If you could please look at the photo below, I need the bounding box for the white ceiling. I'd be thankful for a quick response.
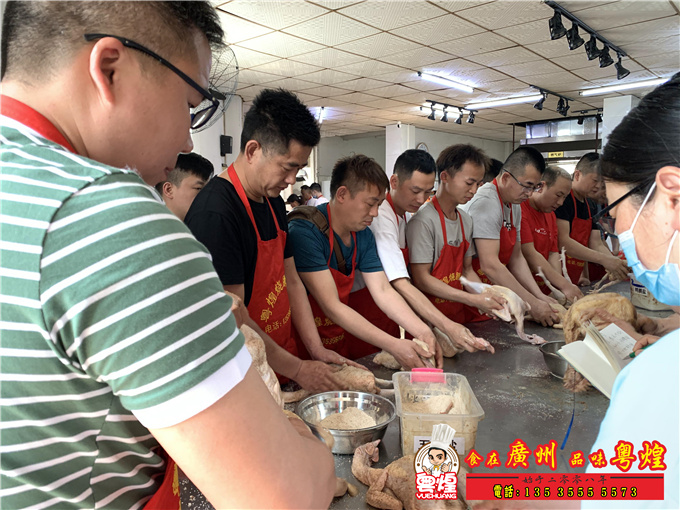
[213,0,680,142]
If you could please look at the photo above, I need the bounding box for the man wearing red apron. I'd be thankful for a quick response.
[186,89,346,391]
[289,155,438,369]
[462,147,560,327]
[520,166,583,302]
[555,153,629,285]
[408,145,503,344]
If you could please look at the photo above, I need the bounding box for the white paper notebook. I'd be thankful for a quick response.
[558,323,636,398]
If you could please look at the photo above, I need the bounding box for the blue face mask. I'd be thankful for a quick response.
[618,183,680,306]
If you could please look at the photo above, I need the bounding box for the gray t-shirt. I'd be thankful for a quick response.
[406,200,475,270]
[460,182,521,242]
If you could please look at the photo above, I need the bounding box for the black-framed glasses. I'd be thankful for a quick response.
[84,33,220,130]
[592,181,648,236]
[503,169,543,193]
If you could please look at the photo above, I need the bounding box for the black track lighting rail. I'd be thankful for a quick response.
[544,1,627,58]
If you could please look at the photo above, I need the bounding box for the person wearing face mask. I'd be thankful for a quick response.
[474,72,680,510]
[520,165,583,303]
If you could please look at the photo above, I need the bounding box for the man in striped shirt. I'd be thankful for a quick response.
[0,2,335,509]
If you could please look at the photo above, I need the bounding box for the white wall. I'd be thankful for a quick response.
[190,95,243,175]
[413,127,512,163]
[317,127,512,181]
[317,133,387,182]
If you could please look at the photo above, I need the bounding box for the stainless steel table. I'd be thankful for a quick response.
[180,282,671,509]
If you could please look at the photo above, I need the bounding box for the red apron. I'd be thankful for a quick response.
[521,202,557,295]
[295,206,358,359]
[421,196,472,324]
[342,193,406,358]
[565,191,592,284]
[229,165,297,369]
[0,97,180,510]
[473,179,517,284]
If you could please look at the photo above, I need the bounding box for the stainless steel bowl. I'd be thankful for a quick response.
[296,391,396,454]
[540,341,568,379]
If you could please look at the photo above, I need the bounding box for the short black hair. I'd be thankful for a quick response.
[171,152,214,185]
[2,1,224,81]
[240,88,320,155]
[286,194,301,205]
[310,182,322,192]
[393,149,436,180]
[503,146,546,177]
[542,165,572,188]
[428,447,448,460]
[436,144,490,181]
[485,158,503,183]
[300,185,310,191]
[330,155,388,199]
[575,152,600,176]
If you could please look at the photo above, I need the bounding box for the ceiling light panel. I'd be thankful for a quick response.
[579,77,669,96]
[220,0,327,30]
[418,72,474,93]
[237,32,324,58]
[337,0,447,31]
[217,11,274,44]
[289,48,368,68]
[281,12,380,46]
[432,32,515,58]
[455,0,551,31]
[390,14,485,46]
[380,47,453,68]
[335,33,421,59]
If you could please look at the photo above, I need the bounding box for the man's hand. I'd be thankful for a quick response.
[442,322,494,353]
[562,283,583,303]
[308,346,369,371]
[293,361,342,392]
[529,299,559,327]
[469,292,506,316]
[602,256,630,281]
[417,329,441,368]
[224,289,247,328]
[388,339,432,370]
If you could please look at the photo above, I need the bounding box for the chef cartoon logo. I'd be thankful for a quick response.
[414,424,460,500]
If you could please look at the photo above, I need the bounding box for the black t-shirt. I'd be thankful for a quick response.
[185,176,293,306]
[555,192,597,232]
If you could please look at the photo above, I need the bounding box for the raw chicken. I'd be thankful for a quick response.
[460,276,546,344]
[352,439,468,509]
[561,293,637,392]
[535,266,567,305]
[283,364,394,403]
[246,325,357,500]
[373,339,436,371]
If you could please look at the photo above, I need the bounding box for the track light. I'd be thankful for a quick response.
[599,46,614,68]
[467,94,543,109]
[615,56,630,80]
[455,109,463,125]
[441,107,448,123]
[566,23,585,50]
[596,114,602,123]
[585,35,601,60]
[556,99,570,117]
[577,116,584,125]
[317,106,325,124]
[427,105,436,120]
[467,111,475,124]
[549,11,567,40]
[556,98,565,114]
[534,93,547,110]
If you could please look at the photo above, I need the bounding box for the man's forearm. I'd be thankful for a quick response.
[480,258,538,304]
[411,268,477,306]
[246,315,302,379]
[391,278,455,332]
[369,281,432,339]
[287,271,327,357]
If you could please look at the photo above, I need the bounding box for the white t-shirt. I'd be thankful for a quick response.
[353,198,409,292]
[307,195,329,206]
